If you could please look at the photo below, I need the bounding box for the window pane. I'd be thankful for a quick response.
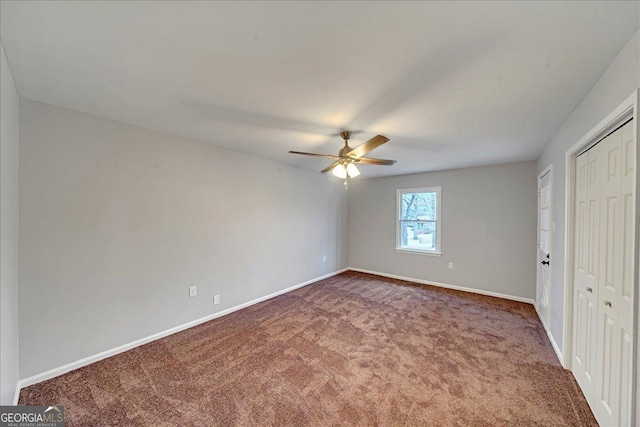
[400,221,437,251]
[401,192,437,220]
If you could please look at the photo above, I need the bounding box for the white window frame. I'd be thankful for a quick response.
[396,186,442,256]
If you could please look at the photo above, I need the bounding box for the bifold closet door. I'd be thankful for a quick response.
[617,120,635,427]
[572,120,635,427]
[572,144,599,402]
[593,121,635,426]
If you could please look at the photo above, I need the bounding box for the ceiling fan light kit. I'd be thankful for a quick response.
[332,163,348,179]
[331,162,360,179]
[289,130,396,186]
[346,162,360,177]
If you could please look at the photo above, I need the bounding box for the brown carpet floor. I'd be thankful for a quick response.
[19,271,596,426]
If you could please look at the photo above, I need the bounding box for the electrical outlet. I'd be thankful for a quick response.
[213,295,220,305]
[323,255,327,262]
[448,262,454,269]
[189,286,197,297]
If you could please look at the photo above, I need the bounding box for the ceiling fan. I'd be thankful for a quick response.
[289,131,397,180]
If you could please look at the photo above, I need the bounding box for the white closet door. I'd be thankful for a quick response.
[615,122,634,426]
[572,120,635,427]
[593,126,622,425]
[572,146,599,402]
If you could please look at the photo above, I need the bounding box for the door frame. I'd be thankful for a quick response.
[563,89,639,423]
[536,164,553,330]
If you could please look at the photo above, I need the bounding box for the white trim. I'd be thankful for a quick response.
[538,164,553,180]
[12,384,20,406]
[348,267,535,304]
[14,268,348,394]
[534,303,563,365]
[547,330,563,366]
[535,164,553,330]
[394,249,442,257]
[396,186,442,255]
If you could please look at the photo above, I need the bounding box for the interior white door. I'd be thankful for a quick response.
[592,121,635,426]
[618,119,635,427]
[537,171,551,327]
[593,127,621,425]
[572,120,635,426]
[572,146,599,402]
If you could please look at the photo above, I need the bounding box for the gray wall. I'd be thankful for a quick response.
[537,28,640,353]
[18,99,349,379]
[349,161,537,300]
[0,42,20,404]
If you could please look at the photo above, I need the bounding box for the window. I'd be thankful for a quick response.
[396,187,441,255]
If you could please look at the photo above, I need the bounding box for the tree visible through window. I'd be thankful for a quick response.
[397,187,441,254]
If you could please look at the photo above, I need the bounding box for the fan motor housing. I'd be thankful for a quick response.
[339,131,353,157]
[339,145,353,157]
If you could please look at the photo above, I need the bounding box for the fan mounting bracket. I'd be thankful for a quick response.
[340,130,352,142]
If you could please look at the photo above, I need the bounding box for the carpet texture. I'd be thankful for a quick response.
[19,272,596,426]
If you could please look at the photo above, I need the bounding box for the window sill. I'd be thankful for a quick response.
[395,249,442,257]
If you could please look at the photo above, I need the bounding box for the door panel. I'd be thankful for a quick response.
[622,194,632,300]
[584,297,595,384]
[619,122,635,331]
[597,313,616,418]
[618,122,635,426]
[619,328,632,426]
[573,150,598,398]
[603,195,618,292]
[593,127,621,426]
[593,123,634,426]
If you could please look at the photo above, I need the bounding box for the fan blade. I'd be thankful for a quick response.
[289,151,342,160]
[346,135,389,158]
[354,157,397,166]
[321,160,342,174]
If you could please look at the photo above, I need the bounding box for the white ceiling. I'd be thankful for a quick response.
[1,1,638,177]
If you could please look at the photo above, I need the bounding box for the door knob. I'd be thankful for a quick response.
[604,301,612,308]
[586,287,592,293]
[541,260,549,265]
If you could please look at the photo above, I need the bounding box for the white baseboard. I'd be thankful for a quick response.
[15,268,349,397]
[348,267,535,304]
[12,382,20,405]
[534,304,564,367]
[547,328,564,367]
